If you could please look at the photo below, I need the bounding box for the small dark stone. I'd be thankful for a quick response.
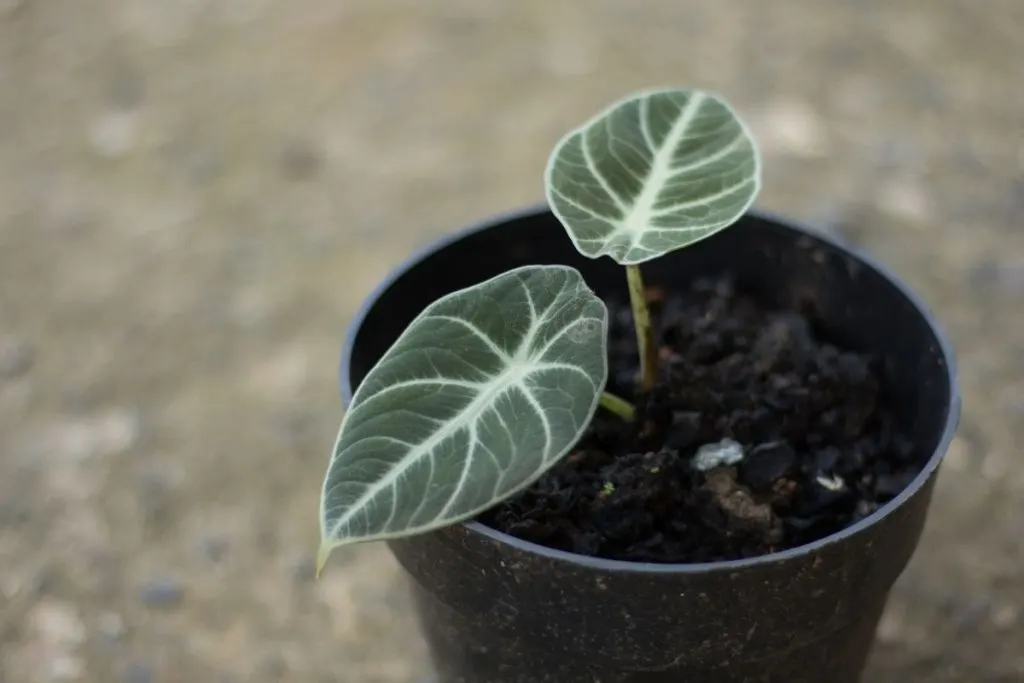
[782,515,834,538]
[836,439,871,475]
[198,536,229,563]
[614,369,638,391]
[123,662,156,683]
[795,476,853,516]
[613,304,635,329]
[874,471,916,499]
[690,331,725,363]
[836,352,871,385]
[139,577,184,608]
[810,447,842,474]
[891,434,917,462]
[664,411,701,451]
[739,441,798,491]
[852,499,879,522]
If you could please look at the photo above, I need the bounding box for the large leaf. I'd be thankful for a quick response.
[318,265,608,564]
[545,87,761,265]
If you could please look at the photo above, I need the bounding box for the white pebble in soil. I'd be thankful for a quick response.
[691,439,745,472]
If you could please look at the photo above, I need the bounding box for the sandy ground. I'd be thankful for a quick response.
[1,1,1022,681]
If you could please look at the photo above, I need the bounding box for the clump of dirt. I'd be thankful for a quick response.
[479,277,922,563]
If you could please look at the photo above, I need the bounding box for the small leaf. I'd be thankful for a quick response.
[319,265,608,558]
[545,87,761,265]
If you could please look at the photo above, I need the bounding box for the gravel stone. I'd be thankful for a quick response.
[139,577,185,608]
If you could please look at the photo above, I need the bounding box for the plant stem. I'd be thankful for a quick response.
[626,264,658,392]
[599,391,635,421]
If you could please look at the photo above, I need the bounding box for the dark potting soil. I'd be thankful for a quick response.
[478,276,923,564]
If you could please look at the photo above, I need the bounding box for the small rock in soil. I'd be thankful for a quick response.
[740,441,798,491]
[792,475,854,518]
[139,577,184,607]
[692,438,745,471]
[875,470,917,500]
[664,410,701,450]
[810,446,842,475]
[701,468,780,543]
[852,499,880,522]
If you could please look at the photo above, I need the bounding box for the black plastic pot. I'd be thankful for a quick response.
[340,206,961,683]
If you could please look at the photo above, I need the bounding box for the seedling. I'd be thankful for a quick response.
[318,87,761,573]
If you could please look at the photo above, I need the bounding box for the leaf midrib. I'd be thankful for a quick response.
[325,357,537,538]
[620,91,706,242]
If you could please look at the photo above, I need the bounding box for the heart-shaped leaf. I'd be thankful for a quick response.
[318,265,608,565]
[545,87,761,265]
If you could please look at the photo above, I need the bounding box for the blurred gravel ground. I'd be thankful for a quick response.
[0,1,1022,681]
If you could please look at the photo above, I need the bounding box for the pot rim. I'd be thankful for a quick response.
[339,203,962,574]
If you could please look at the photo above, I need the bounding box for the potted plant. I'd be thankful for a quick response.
[317,88,961,683]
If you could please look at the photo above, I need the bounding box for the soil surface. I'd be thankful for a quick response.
[1,1,1022,682]
[483,278,921,563]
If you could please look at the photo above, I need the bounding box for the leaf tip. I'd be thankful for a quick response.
[316,541,332,579]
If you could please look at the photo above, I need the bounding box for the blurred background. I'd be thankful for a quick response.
[1,0,1022,681]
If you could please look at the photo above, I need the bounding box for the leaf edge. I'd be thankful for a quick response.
[317,264,610,570]
[543,86,764,266]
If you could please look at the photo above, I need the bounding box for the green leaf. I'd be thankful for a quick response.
[318,265,608,562]
[545,87,761,265]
